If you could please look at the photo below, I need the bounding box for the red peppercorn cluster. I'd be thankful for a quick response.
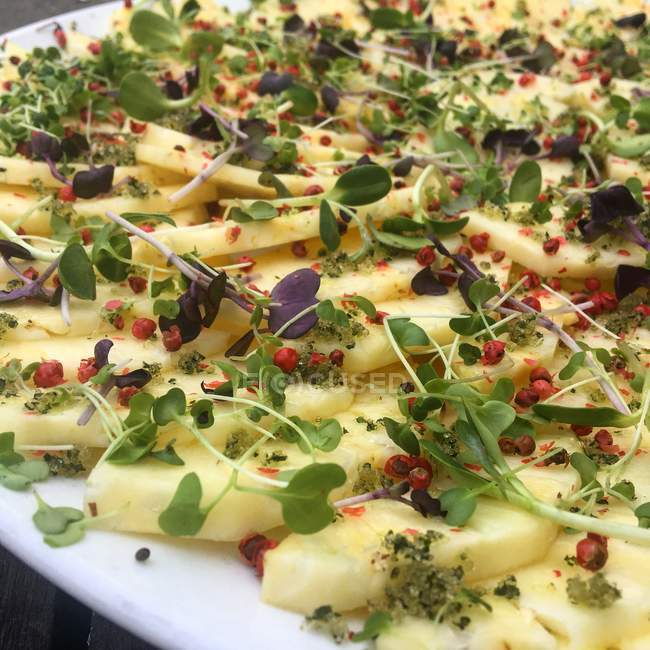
[238,533,278,576]
[481,340,506,366]
[34,360,65,388]
[576,533,608,571]
[514,367,556,408]
[384,455,433,490]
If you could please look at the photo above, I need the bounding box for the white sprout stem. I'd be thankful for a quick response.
[0,220,59,261]
[198,103,249,140]
[18,444,75,451]
[188,421,288,488]
[169,135,240,204]
[489,276,527,310]
[383,316,426,393]
[445,333,461,379]
[202,394,316,458]
[608,380,650,480]
[411,163,436,217]
[542,374,607,403]
[11,194,53,230]
[60,288,71,327]
[273,303,319,337]
[541,282,619,341]
[104,210,203,284]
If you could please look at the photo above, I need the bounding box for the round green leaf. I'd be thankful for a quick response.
[119,72,171,121]
[509,160,542,203]
[129,10,182,51]
[58,243,96,300]
[328,165,392,206]
[283,85,318,116]
[319,200,341,252]
[153,387,187,425]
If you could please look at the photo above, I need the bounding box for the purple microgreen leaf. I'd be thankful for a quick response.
[614,264,650,300]
[225,329,256,358]
[393,156,414,177]
[614,12,646,28]
[114,369,152,389]
[411,267,449,296]
[320,85,340,113]
[549,135,581,160]
[258,71,294,96]
[72,165,115,199]
[164,80,184,100]
[590,185,644,223]
[93,339,114,368]
[0,240,34,261]
[482,129,540,155]
[283,14,305,32]
[30,132,62,162]
[268,269,320,339]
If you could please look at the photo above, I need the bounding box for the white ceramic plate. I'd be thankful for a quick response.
[1,4,334,649]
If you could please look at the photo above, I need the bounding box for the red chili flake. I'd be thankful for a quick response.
[543,135,554,149]
[226,226,241,244]
[552,569,562,578]
[617,249,631,256]
[237,255,255,271]
[87,42,102,55]
[518,227,534,237]
[342,506,366,516]
[80,228,93,245]
[463,463,482,472]
[257,467,280,475]
[34,361,65,388]
[58,185,77,202]
[524,358,539,367]
[577,71,592,82]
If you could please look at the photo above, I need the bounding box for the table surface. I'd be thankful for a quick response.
[1,1,155,648]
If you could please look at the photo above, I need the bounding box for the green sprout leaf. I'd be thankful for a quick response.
[439,487,477,526]
[229,201,278,223]
[459,342,481,366]
[153,298,181,319]
[319,200,340,252]
[635,502,650,528]
[159,472,207,536]
[388,317,429,348]
[468,277,500,309]
[570,452,598,489]
[351,611,392,642]
[433,129,478,165]
[369,7,414,29]
[153,387,187,425]
[533,404,639,428]
[426,216,469,235]
[347,295,376,318]
[129,10,182,51]
[151,440,185,466]
[119,72,177,121]
[283,85,318,116]
[266,463,346,534]
[383,417,420,455]
[558,351,587,380]
[328,166,392,206]
[58,243,97,300]
[509,160,542,203]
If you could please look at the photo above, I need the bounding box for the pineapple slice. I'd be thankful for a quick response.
[262,498,557,613]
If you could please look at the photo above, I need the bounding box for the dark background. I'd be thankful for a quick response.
[2,5,156,649]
